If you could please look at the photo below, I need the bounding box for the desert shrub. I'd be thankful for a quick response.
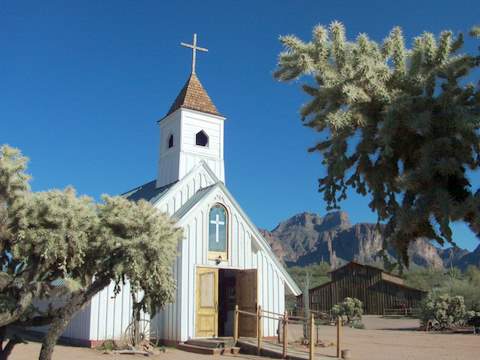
[405,266,480,313]
[350,321,365,329]
[96,340,119,352]
[404,268,446,292]
[331,297,363,325]
[419,293,468,329]
[440,278,480,312]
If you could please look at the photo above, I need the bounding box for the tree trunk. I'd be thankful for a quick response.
[0,327,23,360]
[38,278,109,360]
[0,291,34,328]
[38,311,74,360]
[131,293,140,347]
[0,338,21,360]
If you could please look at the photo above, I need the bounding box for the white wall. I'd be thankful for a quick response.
[179,110,225,183]
[31,298,91,341]
[89,281,150,341]
[31,281,151,343]
[44,164,289,344]
[157,108,225,188]
[157,111,182,187]
[157,164,216,216]
[153,185,287,342]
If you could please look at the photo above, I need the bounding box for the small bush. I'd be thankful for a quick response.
[420,293,468,330]
[96,340,119,352]
[350,320,365,329]
[331,297,363,325]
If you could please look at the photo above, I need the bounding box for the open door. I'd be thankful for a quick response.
[196,267,219,337]
[236,269,257,337]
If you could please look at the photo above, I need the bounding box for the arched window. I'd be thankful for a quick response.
[168,134,174,149]
[196,130,209,147]
[208,204,227,259]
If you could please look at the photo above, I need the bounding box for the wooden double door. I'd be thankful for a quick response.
[195,267,257,338]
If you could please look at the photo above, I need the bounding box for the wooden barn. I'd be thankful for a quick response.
[300,261,426,315]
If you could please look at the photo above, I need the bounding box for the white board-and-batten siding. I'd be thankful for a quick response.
[88,281,149,341]
[157,109,225,188]
[152,181,287,342]
[32,298,91,341]
[46,163,294,344]
[32,281,149,343]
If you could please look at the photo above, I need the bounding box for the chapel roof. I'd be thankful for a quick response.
[164,73,221,118]
[122,180,175,203]
[120,160,301,296]
[173,184,217,220]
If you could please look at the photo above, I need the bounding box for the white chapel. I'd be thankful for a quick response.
[55,34,300,346]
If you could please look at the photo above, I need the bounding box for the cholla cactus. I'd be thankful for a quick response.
[275,22,480,265]
[331,297,363,324]
[0,145,182,360]
[420,294,467,329]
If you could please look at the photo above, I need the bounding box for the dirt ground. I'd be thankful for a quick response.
[9,343,260,360]
[9,316,480,360]
[286,315,480,360]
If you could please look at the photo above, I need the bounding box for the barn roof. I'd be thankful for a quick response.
[308,260,427,294]
[304,277,426,299]
[330,261,403,281]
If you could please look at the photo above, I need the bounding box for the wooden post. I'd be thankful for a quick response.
[234,305,239,344]
[257,305,262,355]
[336,316,342,358]
[309,312,315,360]
[282,311,288,359]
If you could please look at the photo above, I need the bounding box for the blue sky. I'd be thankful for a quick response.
[1,1,479,251]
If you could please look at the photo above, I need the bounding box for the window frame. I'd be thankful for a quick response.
[167,133,174,149]
[207,203,228,261]
[195,130,209,147]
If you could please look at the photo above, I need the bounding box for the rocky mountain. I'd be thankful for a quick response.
[438,247,470,268]
[260,211,479,269]
[454,245,480,270]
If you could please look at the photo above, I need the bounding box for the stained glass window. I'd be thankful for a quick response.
[208,204,227,254]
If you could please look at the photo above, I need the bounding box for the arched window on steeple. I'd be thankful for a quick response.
[196,130,209,147]
[168,134,174,149]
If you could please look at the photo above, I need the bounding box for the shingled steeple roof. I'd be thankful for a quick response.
[165,73,221,118]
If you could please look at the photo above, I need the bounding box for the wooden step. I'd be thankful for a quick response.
[177,342,241,356]
[177,342,223,355]
[185,339,225,348]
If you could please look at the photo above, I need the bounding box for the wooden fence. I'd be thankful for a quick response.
[233,305,344,359]
[383,307,419,317]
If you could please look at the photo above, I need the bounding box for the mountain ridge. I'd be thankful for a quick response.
[260,211,479,270]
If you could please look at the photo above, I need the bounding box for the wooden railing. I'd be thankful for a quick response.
[233,305,343,359]
[383,307,418,317]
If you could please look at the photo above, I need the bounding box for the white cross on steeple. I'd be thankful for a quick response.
[181,33,208,74]
[210,214,225,243]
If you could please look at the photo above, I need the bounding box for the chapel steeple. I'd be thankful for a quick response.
[156,34,225,188]
[165,72,220,117]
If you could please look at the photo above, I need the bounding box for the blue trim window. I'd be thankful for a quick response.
[208,204,227,255]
